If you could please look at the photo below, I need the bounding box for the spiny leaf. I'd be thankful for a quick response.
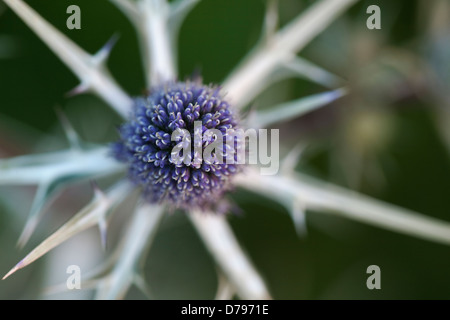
[17,179,64,248]
[0,147,124,186]
[280,144,304,175]
[132,272,152,299]
[0,150,74,184]
[54,107,82,150]
[65,81,90,97]
[224,0,358,109]
[291,198,307,237]
[283,56,345,88]
[3,0,132,117]
[91,33,120,67]
[248,88,347,128]
[236,168,450,246]
[94,202,165,300]
[2,181,131,280]
[0,147,124,246]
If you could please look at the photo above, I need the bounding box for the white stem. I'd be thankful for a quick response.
[189,212,271,300]
[112,0,199,87]
[3,0,133,118]
[95,202,165,299]
[236,168,450,246]
[223,0,358,109]
[138,0,176,86]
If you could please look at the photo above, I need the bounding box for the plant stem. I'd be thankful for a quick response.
[189,212,271,300]
[138,0,176,86]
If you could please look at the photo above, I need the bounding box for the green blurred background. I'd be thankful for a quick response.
[0,0,450,299]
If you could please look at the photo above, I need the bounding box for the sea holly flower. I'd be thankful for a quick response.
[1,0,450,300]
[111,81,241,210]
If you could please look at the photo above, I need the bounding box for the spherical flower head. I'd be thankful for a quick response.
[111,81,242,211]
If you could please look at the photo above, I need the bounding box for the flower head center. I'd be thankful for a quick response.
[111,81,241,210]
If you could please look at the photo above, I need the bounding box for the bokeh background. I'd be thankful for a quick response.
[0,0,450,299]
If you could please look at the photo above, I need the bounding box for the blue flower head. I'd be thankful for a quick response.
[111,81,241,210]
